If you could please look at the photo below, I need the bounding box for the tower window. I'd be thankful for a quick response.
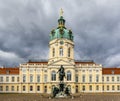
[68,48,70,57]
[53,48,55,57]
[59,47,63,56]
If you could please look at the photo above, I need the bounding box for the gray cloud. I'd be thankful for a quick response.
[0,0,120,67]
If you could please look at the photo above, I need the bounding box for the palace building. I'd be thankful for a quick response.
[0,10,120,94]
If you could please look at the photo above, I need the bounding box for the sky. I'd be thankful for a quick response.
[0,0,120,67]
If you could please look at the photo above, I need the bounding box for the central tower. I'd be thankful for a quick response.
[48,9,74,64]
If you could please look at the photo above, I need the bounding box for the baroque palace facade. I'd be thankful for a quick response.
[0,11,120,94]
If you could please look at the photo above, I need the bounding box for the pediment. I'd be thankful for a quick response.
[48,59,74,66]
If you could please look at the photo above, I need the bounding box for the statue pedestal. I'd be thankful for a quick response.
[56,91,67,98]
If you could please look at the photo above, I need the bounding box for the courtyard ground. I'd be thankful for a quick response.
[0,93,120,101]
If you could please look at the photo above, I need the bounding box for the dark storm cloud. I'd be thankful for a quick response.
[0,0,120,67]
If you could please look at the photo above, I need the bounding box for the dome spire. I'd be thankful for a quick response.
[58,8,65,28]
[60,8,64,17]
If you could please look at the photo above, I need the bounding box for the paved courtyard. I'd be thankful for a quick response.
[0,93,120,101]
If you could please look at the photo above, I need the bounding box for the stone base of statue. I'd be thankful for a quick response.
[55,91,67,98]
[52,82,71,98]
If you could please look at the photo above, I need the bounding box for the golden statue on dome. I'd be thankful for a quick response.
[60,8,64,16]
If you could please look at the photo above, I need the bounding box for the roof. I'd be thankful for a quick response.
[102,68,120,75]
[0,67,19,75]
[75,60,96,64]
[28,60,48,64]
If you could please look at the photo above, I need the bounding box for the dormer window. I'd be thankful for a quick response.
[6,70,10,75]
[112,70,114,74]
[59,47,63,56]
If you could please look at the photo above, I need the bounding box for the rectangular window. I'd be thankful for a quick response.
[0,77,3,82]
[11,86,14,91]
[107,77,109,82]
[12,77,15,82]
[23,74,26,82]
[82,75,85,82]
[22,68,26,73]
[37,75,40,82]
[6,77,9,82]
[89,75,92,82]
[0,86,3,91]
[112,85,114,90]
[30,75,33,82]
[36,69,40,73]
[6,86,9,91]
[30,69,34,73]
[117,77,120,82]
[102,77,104,82]
[112,77,114,82]
[89,85,92,91]
[17,77,19,82]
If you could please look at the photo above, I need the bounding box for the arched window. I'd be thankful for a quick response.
[107,85,109,91]
[67,71,71,81]
[51,71,56,81]
[59,47,63,56]
[37,86,40,91]
[68,48,70,57]
[53,48,55,57]
[23,86,25,91]
[44,86,47,93]
[76,85,78,93]
[82,85,85,91]
[68,85,71,92]
[30,86,33,91]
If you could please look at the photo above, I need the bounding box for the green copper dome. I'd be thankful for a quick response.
[50,16,74,41]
